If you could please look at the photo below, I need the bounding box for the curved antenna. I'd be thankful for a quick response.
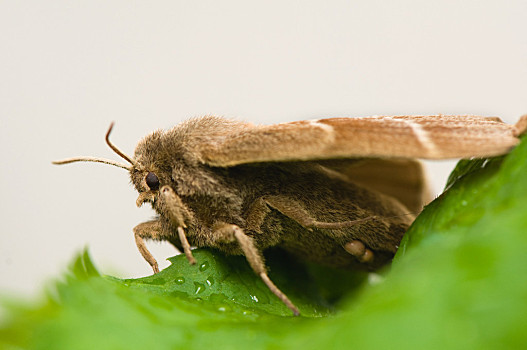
[52,157,131,170]
[52,122,136,170]
[105,122,137,166]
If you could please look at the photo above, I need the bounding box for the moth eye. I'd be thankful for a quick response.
[145,172,160,190]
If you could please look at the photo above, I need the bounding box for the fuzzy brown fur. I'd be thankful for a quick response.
[130,117,416,271]
[55,114,527,315]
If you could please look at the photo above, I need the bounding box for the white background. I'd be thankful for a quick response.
[1,1,526,297]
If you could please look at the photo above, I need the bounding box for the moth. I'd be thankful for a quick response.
[54,114,527,315]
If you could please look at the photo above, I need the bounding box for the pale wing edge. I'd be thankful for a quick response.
[200,115,523,167]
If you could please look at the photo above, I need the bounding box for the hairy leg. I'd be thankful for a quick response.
[133,219,195,274]
[263,195,376,263]
[133,220,163,273]
[212,223,300,316]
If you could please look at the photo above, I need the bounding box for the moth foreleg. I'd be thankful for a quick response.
[177,226,196,265]
[159,185,194,228]
[134,220,196,273]
[133,220,163,273]
[158,186,196,265]
[263,195,376,263]
[212,223,300,316]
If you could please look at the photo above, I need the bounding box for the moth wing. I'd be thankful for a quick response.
[318,158,432,213]
[199,115,523,166]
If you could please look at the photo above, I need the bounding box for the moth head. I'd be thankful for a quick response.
[52,123,166,208]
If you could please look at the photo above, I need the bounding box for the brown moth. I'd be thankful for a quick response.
[53,114,527,315]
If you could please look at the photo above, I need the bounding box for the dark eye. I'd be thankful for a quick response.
[145,172,160,190]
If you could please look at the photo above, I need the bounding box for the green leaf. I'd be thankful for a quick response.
[2,136,527,350]
[293,135,527,350]
[0,248,341,350]
[110,248,332,317]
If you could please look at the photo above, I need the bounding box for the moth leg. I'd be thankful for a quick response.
[212,223,300,316]
[158,186,196,265]
[264,195,376,229]
[263,195,376,263]
[177,226,197,265]
[133,220,163,273]
[245,197,271,232]
[158,186,194,229]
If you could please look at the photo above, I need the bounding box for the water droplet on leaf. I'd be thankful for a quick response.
[199,261,210,272]
[194,282,206,294]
